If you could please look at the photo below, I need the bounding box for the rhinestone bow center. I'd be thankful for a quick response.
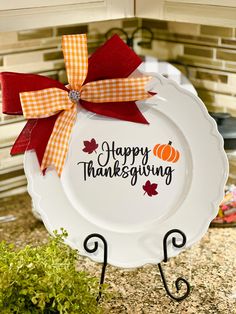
[69,90,80,103]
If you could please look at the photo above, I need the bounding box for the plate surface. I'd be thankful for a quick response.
[24,70,228,268]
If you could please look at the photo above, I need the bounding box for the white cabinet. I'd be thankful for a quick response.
[1,0,236,34]
[136,0,236,27]
[0,0,134,31]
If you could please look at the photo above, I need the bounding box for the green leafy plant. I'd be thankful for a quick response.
[0,229,104,314]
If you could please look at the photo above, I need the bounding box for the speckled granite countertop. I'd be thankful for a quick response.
[1,193,236,314]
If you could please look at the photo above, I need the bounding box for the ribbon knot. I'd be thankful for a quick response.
[69,90,80,103]
[3,34,153,176]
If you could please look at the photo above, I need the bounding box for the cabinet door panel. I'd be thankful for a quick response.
[0,0,103,11]
[136,0,236,27]
[167,0,236,6]
[0,0,134,31]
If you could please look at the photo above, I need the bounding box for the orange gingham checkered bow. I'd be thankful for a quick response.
[19,34,152,176]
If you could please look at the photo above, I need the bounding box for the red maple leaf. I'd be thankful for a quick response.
[82,138,98,154]
[143,180,158,197]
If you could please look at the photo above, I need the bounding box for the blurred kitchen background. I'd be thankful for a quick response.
[1,11,236,199]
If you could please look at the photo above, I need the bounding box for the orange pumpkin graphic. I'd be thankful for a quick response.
[153,141,180,163]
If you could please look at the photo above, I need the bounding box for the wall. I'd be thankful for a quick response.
[140,19,236,116]
[0,18,236,197]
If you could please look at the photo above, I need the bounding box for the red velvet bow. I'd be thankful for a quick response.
[0,35,148,167]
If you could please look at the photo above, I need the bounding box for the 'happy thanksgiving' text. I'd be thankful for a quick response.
[77,141,174,186]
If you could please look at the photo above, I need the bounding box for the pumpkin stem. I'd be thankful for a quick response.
[168,141,172,146]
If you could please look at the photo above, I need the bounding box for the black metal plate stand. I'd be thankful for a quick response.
[84,234,108,302]
[83,229,190,302]
[157,229,191,301]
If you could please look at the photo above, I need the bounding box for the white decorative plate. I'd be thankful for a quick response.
[24,65,228,268]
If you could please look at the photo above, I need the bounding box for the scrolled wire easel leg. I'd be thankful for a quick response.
[83,233,108,302]
[158,229,191,301]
